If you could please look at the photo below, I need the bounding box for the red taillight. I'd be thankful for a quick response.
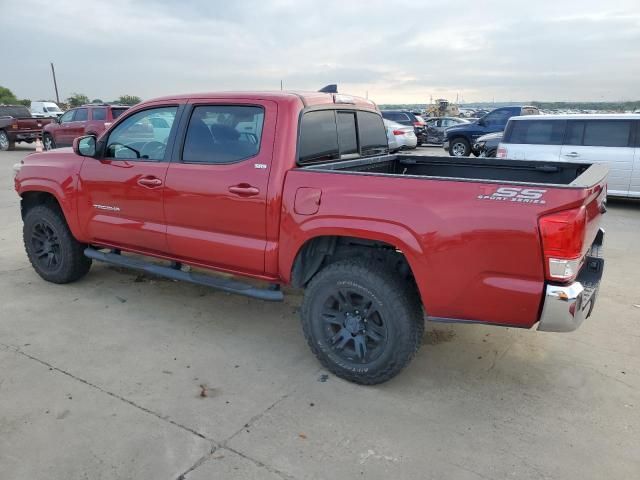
[496,147,507,158]
[393,130,406,135]
[539,206,587,282]
[11,120,18,129]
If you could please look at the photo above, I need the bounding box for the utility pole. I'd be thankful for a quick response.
[280,80,283,91]
[50,62,60,103]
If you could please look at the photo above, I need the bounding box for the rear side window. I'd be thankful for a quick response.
[111,108,128,119]
[74,108,88,121]
[336,112,358,156]
[508,120,565,145]
[382,112,410,123]
[565,121,585,145]
[91,108,107,121]
[583,120,631,147]
[358,111,388,156]
[182,105,264,164]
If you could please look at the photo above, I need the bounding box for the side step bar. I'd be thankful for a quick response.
[84,248,284,302]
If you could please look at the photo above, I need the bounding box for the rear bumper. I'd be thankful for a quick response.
[9,131,41,142]
[537,229,605,332]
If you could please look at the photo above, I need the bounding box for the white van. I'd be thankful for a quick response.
[497,114,640,197]
[30,101,64,118]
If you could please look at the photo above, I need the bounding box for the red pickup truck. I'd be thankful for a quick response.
[14,91,607,384]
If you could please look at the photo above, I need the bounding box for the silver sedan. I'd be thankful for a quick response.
[384,119,417,151]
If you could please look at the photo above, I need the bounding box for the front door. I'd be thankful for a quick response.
[76,105,180,253]
[54,109,77,146]
[560,119,634,197]
[163,100,276,275]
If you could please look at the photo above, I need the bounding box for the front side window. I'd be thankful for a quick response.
[509,120,565,145]
[59,110,74,123]
[105,106,177,161]
[92,108,107,121]
[182,105,264,164]
[74,108,88,122]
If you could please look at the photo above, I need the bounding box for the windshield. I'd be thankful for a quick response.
[45,106,62,112]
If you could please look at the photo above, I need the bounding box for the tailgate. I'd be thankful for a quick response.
[15,117,45,130]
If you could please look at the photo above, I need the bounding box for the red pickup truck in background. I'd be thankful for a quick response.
[42,104,129,151]
[13,91,607,384]
[0,105,54,151]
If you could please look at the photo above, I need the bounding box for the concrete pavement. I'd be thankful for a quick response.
[1,145,638,479]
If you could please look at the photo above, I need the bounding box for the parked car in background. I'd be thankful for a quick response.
[384,119,417,151]
[498,114,640,197]
[381,110,427,145]
[31,101,64,119]
[424,117,469,144]
[42,104,129,150]
[0,105,54,151]
[472,132,503,157]
[444,106,539,157]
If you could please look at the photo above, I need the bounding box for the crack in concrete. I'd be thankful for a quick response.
[1,343,210,440]
[175,443,218,480]
[1,343,303,480]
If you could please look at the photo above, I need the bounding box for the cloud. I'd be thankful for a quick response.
[2,0,639,103]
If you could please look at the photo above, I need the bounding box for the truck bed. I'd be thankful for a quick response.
[300,154,606,188]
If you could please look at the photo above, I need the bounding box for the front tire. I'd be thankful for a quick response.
[43,133,56,151]
[449,138,470,157]
[301,259,424,385]
[23,204,92,283]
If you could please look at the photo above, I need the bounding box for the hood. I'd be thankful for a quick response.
[476,132,503,142]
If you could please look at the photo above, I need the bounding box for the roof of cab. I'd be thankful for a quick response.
[143,91,378,110]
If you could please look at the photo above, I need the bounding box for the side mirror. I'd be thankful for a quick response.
[73,135,97,157]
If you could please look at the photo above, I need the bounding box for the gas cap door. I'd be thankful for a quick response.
[294,187,322,215]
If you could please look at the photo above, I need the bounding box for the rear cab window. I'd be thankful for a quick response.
[298,109,388,164]
[110,108,128,120]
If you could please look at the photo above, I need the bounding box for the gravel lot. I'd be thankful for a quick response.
[1,145,639,480]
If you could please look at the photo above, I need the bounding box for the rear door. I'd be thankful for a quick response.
[163,100,276,275]
[560,119,634,196]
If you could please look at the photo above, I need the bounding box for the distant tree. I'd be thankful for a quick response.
[0,86,30,106]
[91,98,104,104]
[17,99,31,107]
[117,95,141,106]
[67,93,90,107]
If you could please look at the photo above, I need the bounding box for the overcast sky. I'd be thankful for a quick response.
[2,0,639,104]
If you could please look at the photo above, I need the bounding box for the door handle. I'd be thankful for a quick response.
[137,176,163,188]
[228,184,260,196]
[564,152,579,158]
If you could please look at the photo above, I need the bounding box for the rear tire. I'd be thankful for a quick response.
[23,204,92,283]
[43,133,55,151]
[449,138,470,157]
[301,259,424,385]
